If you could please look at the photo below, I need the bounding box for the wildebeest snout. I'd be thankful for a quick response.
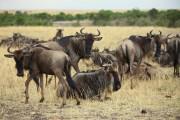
[17,72,24,77]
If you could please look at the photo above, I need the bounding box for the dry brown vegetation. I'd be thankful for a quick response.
[0,26,180,120]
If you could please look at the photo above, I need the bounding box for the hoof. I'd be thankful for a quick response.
[141,109,147,114]
[60,103,66,108]
[39,98,44,103]
[76,101,80,105]
[99,99,104,102]
[105,97,112,100]
[25,100,28,104]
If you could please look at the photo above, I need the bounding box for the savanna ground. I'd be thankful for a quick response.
[0,26,180,120]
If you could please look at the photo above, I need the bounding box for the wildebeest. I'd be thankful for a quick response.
[90,49,118,67]
[116,36,155,74]
[4,45,81,107]
[166,35,180,77]
[115,36,155,88]
[12,33,42,47]
[39,28,102,72]
[57,64,121,101]
[149,30,173,57]
[0,37,13,47]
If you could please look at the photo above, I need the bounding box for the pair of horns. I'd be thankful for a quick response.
[80,28,101,36]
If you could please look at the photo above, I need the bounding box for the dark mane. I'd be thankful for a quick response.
[56,35,76,47]
[130,36,152,54]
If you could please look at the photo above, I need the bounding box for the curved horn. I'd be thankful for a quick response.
[94,29,101,36]
[80,27,85,34]
[159,31,162,35]
[7,44,14,54]
[167,33,172,38]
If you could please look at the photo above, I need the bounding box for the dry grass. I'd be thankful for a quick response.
[0,26,180,120]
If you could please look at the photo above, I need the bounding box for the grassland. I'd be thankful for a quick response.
[0,26,180,120]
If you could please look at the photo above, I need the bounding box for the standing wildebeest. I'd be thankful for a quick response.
[57,64,121,101]
[39,28,102,72]
[166,35,180,77]
[4,46,80,107]
[115,36,155,88]
[148,30,173,57]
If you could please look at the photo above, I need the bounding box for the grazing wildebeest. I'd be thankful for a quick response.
[52,29,64,41]
[57,64,121,101]
[39,28,102,72]
[0,37,13,47]
[12,33,42,47]
[4,46,80,107]
[115,36,155,88]
[166,35,180,77]
[90,49,118,67]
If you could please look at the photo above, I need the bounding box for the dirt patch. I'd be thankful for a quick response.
[0,98,179,120]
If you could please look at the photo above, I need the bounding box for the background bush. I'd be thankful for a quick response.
[0,9,179,27]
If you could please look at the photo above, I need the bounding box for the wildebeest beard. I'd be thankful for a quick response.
[84,35,94,58]
[14,57,24,77]
[111,71,121,91]
[73,35,94,58]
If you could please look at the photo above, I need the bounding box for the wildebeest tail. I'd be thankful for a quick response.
[120,44,129,63]
[64,59,81,96]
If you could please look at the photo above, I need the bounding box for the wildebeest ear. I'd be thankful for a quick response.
[4,54,14,58]
[94,37,103,41]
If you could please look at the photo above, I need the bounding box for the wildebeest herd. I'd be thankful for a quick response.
[1,28,179,108]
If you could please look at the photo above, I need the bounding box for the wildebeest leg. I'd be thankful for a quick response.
[39,74,45,103]
[129,55,134,89]
[48,75,53,84]
[71,60,80,73]
[45,74,48,87]
[70,51,80,72]
[174,59,177,76]
[99,89,106,101]
[27,73,39,92]
[118,63,123,81]
[56,72,67,108]
[24,77,32,104]
[53,76,57,89]
[105,87,112,100]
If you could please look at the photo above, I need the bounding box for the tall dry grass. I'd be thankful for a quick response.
[0,26,180,119]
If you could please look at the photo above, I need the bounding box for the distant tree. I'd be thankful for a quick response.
[148,8,158,19]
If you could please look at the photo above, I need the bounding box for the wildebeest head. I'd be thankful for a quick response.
[76,28,102,58]
[146,30,160,57]
[103,63,121,91]
[148,30,173,57]
[13,33,22,41]
[4,45,31,77]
